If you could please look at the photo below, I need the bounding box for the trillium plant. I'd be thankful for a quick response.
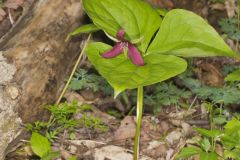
[68,0,238,159]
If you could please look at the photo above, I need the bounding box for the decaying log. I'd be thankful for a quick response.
[0,0,86,159]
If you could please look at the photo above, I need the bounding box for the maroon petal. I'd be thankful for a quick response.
[128,43,144,66]
[102,42,124,58]
[117,28,125,40]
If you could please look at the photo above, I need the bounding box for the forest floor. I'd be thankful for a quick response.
[1,0,240,160]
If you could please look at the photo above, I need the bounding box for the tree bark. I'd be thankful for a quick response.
[0,0,86,159]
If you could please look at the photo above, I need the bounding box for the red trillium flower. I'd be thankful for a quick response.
[101,29,145,66]
[102,42,124,58]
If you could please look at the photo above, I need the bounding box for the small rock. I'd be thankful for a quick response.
[160,121,170,133]
[154,144,168,157]
[147,141,163,150]
[69,145,77,154]
[165,148,174,160]
[6,85,19,99]
[165,130,182,146]
[60,148,72,159]
[114,116,136,141]
[85,145,153,160]
[181,122,192,137]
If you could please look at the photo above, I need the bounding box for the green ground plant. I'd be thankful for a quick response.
[179,68,240,106]
[219,18,240,42]
[177,103,221,160]
[26,102,108,142]
[144,82,191,113]
[177,116,240,160]
[69,68,113,95]
[30,132,60,160]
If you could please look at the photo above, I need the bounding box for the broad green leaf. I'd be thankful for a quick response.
[221,118,240,149]
[194,127,222,138]
[224,118,240,134]
[225,69,240,81]
[83,0,161,53]
[68,156,78,160]
[148,9,237,58]
[156,8,168,17]
[30,132,51,158]
[213,115,227,125]
[200,152,219,160]
[42,151,60,160]
[221,135,239,150]
[200,138,211,152]
[66,24,99,41]
[224,150,236,160]
[176,147,202,159]
[86,42,187,94]
[224,149,240,160]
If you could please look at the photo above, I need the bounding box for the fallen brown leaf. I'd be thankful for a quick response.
[225,0,236,18]
[196,60,224,87]
[113,116,136,141]
[145,0,174,9]
[210,3,225,11]
[0,8,6,21]
[4,0,24,9]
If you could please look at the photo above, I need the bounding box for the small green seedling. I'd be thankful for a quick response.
[30,132,60,160]
[177,103,222,160]
[27,102,108,143]
[176,138,219,160]
[68,156,78,160]
[178,118,240,160]
[225,69,240,81]
[221,118,240,160]
[69,0,238,159]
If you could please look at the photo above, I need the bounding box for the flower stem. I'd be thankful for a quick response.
[133,86,144,160]
[56,34,92,105]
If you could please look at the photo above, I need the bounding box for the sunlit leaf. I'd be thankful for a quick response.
[194,127,222,138]
[83,0,161,53]
[225,69,240,81]
[66,24,99,41]
[176,147,202,159]
[86,42,187,94]
[30,132,51,158]
[148,9,237,58]
[200,152,218,160]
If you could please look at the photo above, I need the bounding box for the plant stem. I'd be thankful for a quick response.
[237,0,240,51]
[209,104,215,152]
[133,86,143,160]
[56,34,92,104]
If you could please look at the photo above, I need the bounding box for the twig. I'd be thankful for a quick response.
[133,86,143,160]
[8,8,14,25]
[170,140,187,160]
[56,34,92,104]
[188,95,198,111]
